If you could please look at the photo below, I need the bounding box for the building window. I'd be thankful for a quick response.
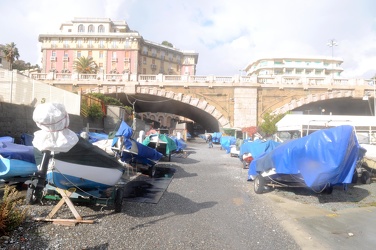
[99,40,104,48]
[63,40,69,48]
[98,25,105,33]
[99,51,104,59]
[143,57,146,64]
[63,51,68,59]
[112,40,117,48]
[77,39,83,48]
[88,39,93,48]
[88,51,93,59]
[142,46,148,55]
[151,48,157,57]
[78,24,85,33]
[51,40,57,48]
[88,25,94,33]
[112,52,117,62]
[77,51,81,58]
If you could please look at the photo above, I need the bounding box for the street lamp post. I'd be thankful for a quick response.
[373,77,376,117]
[327,39,338,83]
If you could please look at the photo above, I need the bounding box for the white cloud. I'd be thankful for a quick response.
[1,0,376,78]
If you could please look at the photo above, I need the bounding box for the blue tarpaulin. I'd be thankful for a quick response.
[212,132,222,143]
[114,121,163,162]
[170,136,187,152]
[249,125,365,188]
[220,136,236,153]
[240,139,281,160]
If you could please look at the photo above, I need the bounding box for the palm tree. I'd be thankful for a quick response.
[73,56,98,74]
[2,42,20,70]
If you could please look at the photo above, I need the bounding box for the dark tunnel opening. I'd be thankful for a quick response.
[108,93,221,133]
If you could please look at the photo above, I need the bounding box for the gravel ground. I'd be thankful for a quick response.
[2,139,376,249]
[265,181,376,211]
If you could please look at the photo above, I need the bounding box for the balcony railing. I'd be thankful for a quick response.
[29,72,373,88]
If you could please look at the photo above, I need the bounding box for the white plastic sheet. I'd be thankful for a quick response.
[32,103,78,152]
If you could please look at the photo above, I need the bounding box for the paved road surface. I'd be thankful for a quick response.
[115,139,300,249]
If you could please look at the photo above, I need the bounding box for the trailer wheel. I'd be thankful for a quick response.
[25,187,41,205]
[242,161,249,169]
[114,187,124,213]
[324,186,333,194]
[148,165,156,178]
[352,171,358,184]
[254,175,266,194]
[361,171,371,184]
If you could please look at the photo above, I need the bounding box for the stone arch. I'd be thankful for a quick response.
[136,86,231,128]
[271,90,354,115]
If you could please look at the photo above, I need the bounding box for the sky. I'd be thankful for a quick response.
[1,0,376,79]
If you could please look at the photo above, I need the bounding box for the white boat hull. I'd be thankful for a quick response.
[47,159,124,191]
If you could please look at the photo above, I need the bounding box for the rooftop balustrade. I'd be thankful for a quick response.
[29,72,372,88]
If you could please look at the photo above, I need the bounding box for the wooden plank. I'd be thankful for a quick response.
[34,187,95,226]
[34,218,94,225]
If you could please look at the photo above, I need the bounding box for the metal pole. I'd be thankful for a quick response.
[374,78,376,117]
[327,39,338,84]
[10,70,13,103]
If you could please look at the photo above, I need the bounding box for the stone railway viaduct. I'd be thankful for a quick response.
[42,74,373,132]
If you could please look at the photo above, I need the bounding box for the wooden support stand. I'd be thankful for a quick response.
[34,187,95,226]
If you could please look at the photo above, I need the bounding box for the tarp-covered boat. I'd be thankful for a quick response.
[249,125,366,194]
[143,133,177,161]
[0,140,37,180]
[169,136,187,152]
[112,121,163,177]
[240,139,281,170]
[25,103,126,211]
[220,136,236,153]
[212,132,222,144]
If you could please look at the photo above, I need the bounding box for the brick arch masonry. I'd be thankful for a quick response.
[136,86,231,128]
[270,90,354,115]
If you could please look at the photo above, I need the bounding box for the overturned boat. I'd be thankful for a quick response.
[249,125,366,194]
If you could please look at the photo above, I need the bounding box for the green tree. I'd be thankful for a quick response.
[258,112,285,137]
[162,41,173,48]
[2,42,20,70]
[73,56,98,74]
[12,60,40,71]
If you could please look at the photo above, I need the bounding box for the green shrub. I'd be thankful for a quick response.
[0,186,28,235]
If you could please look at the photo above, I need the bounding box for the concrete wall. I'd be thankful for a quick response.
[0,102,85,143]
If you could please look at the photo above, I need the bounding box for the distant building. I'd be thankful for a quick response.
[38,17,199,76]
[244,57,344,85]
